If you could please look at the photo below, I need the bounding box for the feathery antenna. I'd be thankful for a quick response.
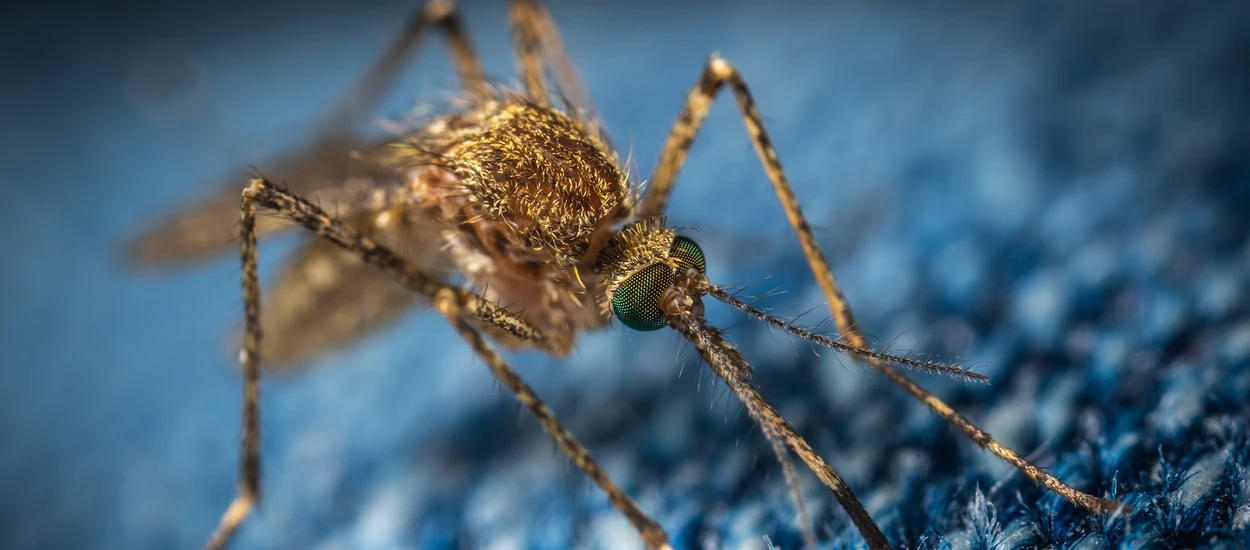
[709,285,989,383]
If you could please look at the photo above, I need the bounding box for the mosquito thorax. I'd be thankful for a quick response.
[595,218,707,331]
[397,99,630,269]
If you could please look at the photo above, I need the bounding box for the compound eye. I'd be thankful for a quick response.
[670,236,706,275]
[611,263,674,331]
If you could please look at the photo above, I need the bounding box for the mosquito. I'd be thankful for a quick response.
[126,1,1129,548]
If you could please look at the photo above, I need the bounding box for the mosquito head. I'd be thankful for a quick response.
[596,218,706,331]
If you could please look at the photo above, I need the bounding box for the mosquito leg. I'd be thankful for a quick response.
[509,0,548,104]
[317,0,490,139]
[433,289,671,550]
[761,420,818,550]
[203,181,270,550]
[640,55,1126,515]
[506,0,596,114]
[660,272,889,550]
[245,179,549,347]
[126,0,495,267]
[203,177,565,549]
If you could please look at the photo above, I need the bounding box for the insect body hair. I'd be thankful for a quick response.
[393,95,633,269]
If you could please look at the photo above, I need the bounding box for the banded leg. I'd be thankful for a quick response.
[660,272,889,549]
[508,0,595,113]
[640,55,1125,515]
[433,289,671,550]
[760,410,818,550]
[206,178,662,549]
[126,0,490,267]
[317,0,489,138]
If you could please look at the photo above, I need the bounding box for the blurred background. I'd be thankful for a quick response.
[2,0,1249,548]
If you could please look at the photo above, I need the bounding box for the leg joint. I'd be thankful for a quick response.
[432,288,460,317]
[241,178,267,202]
[424,0,456,21]
[707,54,736,80]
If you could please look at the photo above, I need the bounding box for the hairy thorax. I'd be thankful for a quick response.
[395,99,633,355]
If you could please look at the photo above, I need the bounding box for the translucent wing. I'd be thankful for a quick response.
[253,206,449,369]
[125,0,446,268]
[125,138,397,267]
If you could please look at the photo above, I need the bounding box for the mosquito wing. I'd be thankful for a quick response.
[252,204,451,369]
[124,136,399,267]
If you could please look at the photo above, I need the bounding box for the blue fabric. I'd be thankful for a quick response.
[2,1,1248,549]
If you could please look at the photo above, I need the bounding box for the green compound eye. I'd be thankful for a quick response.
[610,236,707,332]
[611,263,674,331]
[670,236,706,275]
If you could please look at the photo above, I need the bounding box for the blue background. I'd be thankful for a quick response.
[2,0,1249,548]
